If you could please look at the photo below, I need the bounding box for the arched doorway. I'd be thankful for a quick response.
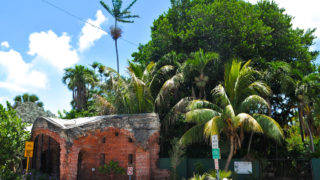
[32,134,60,178]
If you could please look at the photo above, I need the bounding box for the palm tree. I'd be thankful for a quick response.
[155,50,220,109]
[185,49,219,99]
[13,93,43,108]
[62,65,97,110]
[102,65,153,114]
[294,73,320,152]
[100,0,139,73]
[180,60,283,171]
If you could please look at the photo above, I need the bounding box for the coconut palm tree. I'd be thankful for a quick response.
[62,65,98,110]
[100,0,139,73]
[180,60,283,171]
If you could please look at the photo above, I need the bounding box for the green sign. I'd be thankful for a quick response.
[212,148,220,159]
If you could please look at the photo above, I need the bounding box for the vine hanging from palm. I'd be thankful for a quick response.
[100,0,139,73]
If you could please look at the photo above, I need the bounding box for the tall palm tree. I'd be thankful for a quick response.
[180,60,283,171]
[62,65,97,110]
[100,0,139,73]
[294,73,320,152]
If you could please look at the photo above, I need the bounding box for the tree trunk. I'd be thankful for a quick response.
[247,131,254,155]
[266,98,271,116]
[224,136,234,171]
[305,115,315,152]
[115,39,119,73]
[298,104,305,143]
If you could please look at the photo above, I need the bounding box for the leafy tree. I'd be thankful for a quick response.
[100,0,139,73]
[133,0,318,70]
[180,60,283,171]
[0,102,30,179]
[62,65,98,110]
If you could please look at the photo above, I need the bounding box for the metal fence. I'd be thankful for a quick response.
[262,159,312,180]
[159,158,315,180]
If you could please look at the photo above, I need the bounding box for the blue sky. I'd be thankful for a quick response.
[0,0,319,115]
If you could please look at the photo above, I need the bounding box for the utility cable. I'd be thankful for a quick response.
[41,0,139,47]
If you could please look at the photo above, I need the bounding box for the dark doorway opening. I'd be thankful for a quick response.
[33,135,60,178]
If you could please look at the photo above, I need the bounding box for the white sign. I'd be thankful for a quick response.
[214,159,219,170]
[234,161,252,174]
[127,167,134,175]
[211,135,219,148]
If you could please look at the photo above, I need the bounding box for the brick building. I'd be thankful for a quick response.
[30,113,169,180]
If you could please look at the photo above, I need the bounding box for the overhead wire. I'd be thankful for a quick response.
[41,0,139,47]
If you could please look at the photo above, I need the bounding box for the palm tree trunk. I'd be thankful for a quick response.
[224,136,234,171]
[247,131,254,154]
[305,115,315,152]
[298,104,305,143]
[115,39,120,73]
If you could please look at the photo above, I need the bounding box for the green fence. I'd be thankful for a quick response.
[159,158,260,180]
[312,158,320,180]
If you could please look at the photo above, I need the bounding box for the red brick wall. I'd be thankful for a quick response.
[31,127,169,180]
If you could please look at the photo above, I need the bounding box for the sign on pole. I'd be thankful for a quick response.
[214,159,219,170]
[212,148,220,159]
[24,141,34,173]
[211,135,220,180]
[127,167,133,175]
[211,135,219,148]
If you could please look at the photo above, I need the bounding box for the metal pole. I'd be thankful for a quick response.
[129,175,131,180]
[216,168,220,180]
[26,157,30,173]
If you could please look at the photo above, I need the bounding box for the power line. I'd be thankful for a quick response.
[41,0,139,47]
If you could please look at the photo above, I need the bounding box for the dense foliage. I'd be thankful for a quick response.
[59,0,320,173]
[0,102,30,179]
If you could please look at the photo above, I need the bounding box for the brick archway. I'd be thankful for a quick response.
[31,129,68,180]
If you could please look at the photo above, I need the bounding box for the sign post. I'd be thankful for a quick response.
[212,135,220,180]
[24,141,34,173]
[127,167,133,180]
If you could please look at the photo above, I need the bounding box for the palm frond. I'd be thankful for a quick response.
[163,97,194,127]
[185,109,220,124]
[100,1,114,17]
[187,100,223,112]
[253,114,284,143]
[204,116,224,138]
[122,0,138,16]
[222,105,235,120]
[224,59,241,98]
[235,113,263,133]
[180,123,206,146]
[211,84,231,107]
[239,95,269,113]
[248,81,272,97]
[155,73,183,107]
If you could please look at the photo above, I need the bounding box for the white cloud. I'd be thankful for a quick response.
[28,30,79,70]
[0,49,47,92]
[1,41,9,49]
[78,10,108,52]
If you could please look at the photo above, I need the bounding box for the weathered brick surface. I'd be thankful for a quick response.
[31,114,170,180]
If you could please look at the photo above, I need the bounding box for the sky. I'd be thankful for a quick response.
[0,0,319,115]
